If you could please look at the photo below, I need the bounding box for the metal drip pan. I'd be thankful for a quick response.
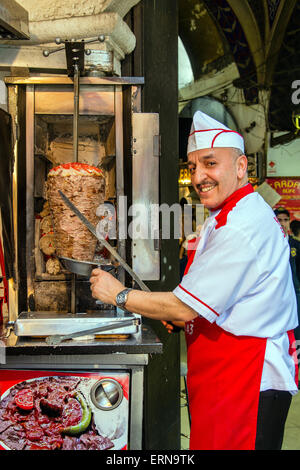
[59,256,114,276]
[14,311,139,337]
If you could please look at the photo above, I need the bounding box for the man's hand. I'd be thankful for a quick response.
[90,268,125,305]
[161,320,185,333]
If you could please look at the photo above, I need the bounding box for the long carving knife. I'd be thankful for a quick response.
[58,190,150,292]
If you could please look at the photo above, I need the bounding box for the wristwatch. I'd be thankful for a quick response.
[115,288,132,309]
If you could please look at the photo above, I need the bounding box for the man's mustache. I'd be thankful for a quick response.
[195,181,216,189]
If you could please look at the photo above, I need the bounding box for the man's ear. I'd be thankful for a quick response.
[237,154,248,179]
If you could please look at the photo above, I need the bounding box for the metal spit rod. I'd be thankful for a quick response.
[73,63,79,163]
[71,63,80,314]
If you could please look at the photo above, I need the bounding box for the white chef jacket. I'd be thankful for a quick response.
[173,185,299,394]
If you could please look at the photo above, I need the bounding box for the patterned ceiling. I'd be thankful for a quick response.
[179,0,300,133]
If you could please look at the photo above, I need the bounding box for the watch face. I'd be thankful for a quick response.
[117,292,126,304]
[116,290,128,307]
[116,288,132,307]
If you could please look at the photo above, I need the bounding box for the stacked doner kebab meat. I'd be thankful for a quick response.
[46,163,105,262]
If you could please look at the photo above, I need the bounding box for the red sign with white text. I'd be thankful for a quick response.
[266,178,300,221]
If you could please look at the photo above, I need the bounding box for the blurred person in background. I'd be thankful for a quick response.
[275,209,300,344]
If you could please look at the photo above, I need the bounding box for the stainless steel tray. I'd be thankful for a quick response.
[59,256,114,277]
[15,311,139,336]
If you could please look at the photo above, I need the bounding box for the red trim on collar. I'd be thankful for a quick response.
[214,183,254,229]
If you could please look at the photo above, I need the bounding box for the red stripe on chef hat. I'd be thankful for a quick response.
[187,111,245,154]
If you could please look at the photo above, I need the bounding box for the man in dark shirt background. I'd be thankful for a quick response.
[275,209,300,344]
[291,219,300,282]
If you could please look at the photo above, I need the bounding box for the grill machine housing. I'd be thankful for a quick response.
[0,75,163,450]
[5,75,160,320]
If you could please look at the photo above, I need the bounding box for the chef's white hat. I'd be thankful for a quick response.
[187,111,244,154]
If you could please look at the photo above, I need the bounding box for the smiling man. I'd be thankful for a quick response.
[90,111,298,450]
[187,147,247,208]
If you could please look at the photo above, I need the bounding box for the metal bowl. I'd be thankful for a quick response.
[59,256,114,277]
[59,256,99,276]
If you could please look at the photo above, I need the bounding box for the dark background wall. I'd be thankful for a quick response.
[0,109,14,280]
[123,0,180,450]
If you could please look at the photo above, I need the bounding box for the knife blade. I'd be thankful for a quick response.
[58,190,150,292]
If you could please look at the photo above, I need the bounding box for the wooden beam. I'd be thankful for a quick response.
[264,0,297,86]
[227,0,265,84]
